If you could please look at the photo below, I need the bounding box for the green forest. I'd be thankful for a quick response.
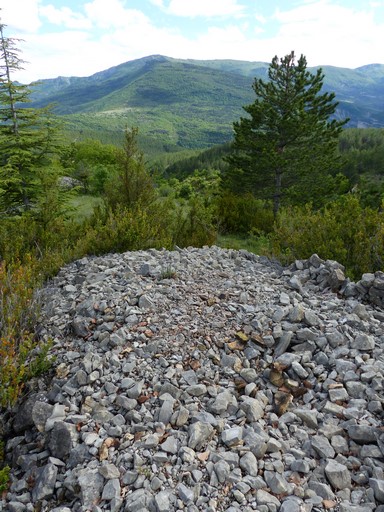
[0,19,384,473]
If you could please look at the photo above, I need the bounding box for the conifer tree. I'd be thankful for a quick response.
[104,127,155,211]
[0,20,58,214]
[224,51,349,216]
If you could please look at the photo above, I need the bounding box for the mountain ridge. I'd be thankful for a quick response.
[29,55,384,150]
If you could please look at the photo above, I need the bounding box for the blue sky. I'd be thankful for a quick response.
[1,0,383,83]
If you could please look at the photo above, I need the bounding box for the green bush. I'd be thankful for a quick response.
[217,193,275,235]
[74,203,171,256]
[272,195,384,279]
[171,196,218,248]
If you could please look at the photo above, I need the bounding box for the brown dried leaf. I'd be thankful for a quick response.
[228,340,246,351]
[99,445,108,461]
[189,359,201,370]
[323,500,337,509]
[197,450,210,462]
[274,391,293,416]
[222,484,231,496]
[270,369,285,388]
[234,378,247,393]
[56,363,69,379]
[291,387,308,398]
[120,346,133,356]
[99,437,117,461]
[272,362,288,372]
[158,432,169,443]
[252,334,265,345]
[233,359,243,373]
[137,394,150,404]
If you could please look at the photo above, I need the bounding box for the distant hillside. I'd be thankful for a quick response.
[29,55,384,151]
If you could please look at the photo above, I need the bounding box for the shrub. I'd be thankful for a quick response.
[272,195,384,279]
[0,259,53,407]
[217,193,274,235]
[104,128,156,211]
[171,196,218,248]
[73,203,172,256]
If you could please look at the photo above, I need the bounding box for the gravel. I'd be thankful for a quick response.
[0,246,383,512]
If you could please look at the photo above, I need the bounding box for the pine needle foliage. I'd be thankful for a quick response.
[224,51,349,216]
[0,21,58,214]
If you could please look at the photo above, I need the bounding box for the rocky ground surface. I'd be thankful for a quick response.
[1,246,384,512]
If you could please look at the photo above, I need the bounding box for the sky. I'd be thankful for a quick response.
[1,0,383,83]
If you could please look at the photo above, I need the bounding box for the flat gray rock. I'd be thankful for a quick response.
[325,459,352,490]
[31,463,58,501]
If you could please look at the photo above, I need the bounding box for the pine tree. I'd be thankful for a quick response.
[104,127,155,211]
[0,21,58,214]
[224,51,349,216]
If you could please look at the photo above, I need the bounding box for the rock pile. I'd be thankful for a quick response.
[1,246,384,512]
[285,253,384,309]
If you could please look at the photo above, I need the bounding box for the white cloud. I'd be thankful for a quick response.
[84,0,149,29]
[183,25,248,59]
[254,14,267,25]
[271,0,384,67]
[5,0,384,84]
[149,0,165,7]
[39,5,91,30]
[1,0,41,33]
[162,0,245,18]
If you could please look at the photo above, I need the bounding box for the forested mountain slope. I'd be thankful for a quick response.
[30,55,384,149]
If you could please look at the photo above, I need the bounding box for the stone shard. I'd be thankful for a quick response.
[48,421,78,460]
[13,393,48,433]
[221,426,243,447]
[188,421,214,451]
[311,435,336,459]
[325,460,352,490]
[31,463,58,501]
[77,468,105,509]
[369,478,384,503]
[347,425,379,444]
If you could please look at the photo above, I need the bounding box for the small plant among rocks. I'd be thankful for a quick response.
[0,260,53,407]
[0,465,10,494]
[0,440,10,496]
[159,266,177,280]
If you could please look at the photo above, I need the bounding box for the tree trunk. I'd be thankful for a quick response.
[273,168,282,218]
